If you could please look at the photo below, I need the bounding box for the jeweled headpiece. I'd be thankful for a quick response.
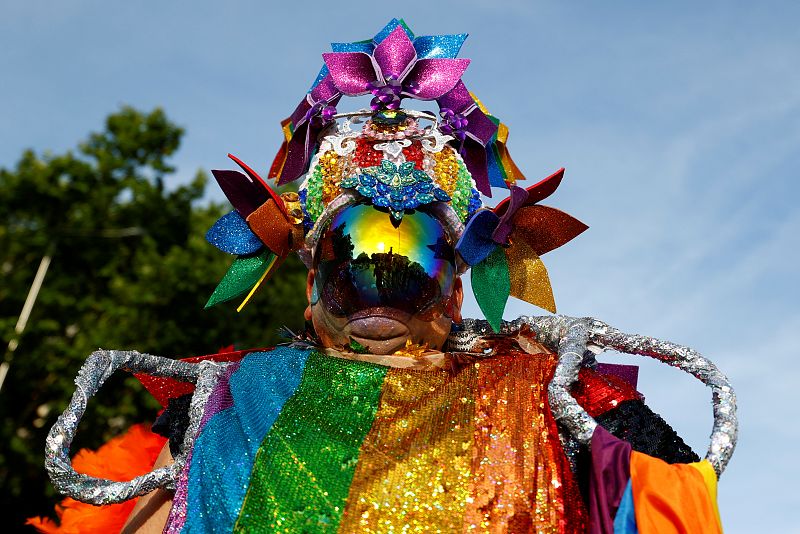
[205,19,588,331]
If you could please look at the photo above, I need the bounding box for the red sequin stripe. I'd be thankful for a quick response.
[135,348,270,407]
[571,367,643,418]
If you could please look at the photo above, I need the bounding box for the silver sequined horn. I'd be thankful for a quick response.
[528,315,737,478]
[45,350,226,504]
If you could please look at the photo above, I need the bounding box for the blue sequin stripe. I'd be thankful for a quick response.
[182,347,312,533]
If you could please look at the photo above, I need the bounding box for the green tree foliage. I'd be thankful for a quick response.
[0,107,308,529]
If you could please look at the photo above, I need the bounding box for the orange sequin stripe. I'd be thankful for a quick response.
[464,352,587,533]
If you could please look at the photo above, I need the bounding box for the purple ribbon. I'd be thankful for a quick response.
[439,107,469,141]
[367,78,421,111]
[436,80,499,196]
[303,101,338,125]
[277,74,342,185]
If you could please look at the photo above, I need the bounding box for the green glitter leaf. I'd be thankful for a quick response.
[205,249,274,308]
[471,246,510,333]
[347,337,370,354]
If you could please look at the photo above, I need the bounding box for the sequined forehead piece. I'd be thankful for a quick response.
[203,19,588,330]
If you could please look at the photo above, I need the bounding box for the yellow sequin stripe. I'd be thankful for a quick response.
[338,365,478,533]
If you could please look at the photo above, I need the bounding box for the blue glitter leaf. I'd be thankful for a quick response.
[205,211,264,255]
[413,33,468,59]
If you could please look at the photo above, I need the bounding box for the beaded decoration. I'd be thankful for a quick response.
[202,20,587,323]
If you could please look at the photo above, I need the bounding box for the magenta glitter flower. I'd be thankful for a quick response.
[322,26,470,103]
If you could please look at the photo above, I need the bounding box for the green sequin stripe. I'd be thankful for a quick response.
[305,163,326,222]
[450,155,474,222]
[234,352,389,533]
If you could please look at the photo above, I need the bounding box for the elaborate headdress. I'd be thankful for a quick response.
[204,19,588,331]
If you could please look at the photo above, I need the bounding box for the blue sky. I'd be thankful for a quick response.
[3,1,798,531]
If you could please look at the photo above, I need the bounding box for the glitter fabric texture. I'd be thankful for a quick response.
[338,365,477,532]
[165,362,241,534]
[463,351,587,533]
[525,315,738,477]
[235,352,387,533]
[182,347,311,533]
[47,315,737,529]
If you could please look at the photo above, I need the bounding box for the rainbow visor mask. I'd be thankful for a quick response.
[313,204,457,320]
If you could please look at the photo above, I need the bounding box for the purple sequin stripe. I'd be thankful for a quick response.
[164,361,241,533]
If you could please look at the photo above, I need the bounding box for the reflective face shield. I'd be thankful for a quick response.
[313,204,457,321]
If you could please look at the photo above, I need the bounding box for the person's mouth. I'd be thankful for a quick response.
[344,308,412,353]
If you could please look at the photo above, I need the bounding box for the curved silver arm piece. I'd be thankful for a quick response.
[45,350,226,505]
[524,315,737,478]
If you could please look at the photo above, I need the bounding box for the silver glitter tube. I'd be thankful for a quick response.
[449,316,738,477]
[45,350,225,505]
[523,315,737,478]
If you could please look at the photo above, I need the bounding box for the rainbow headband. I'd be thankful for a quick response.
[204,19,588,331]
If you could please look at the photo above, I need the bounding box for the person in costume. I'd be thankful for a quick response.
[41,20,737,534]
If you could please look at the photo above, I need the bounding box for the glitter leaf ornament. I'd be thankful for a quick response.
[205,250,275,309]
[506,239,556,313]
[205,211,263,255]
[471,247,510,332]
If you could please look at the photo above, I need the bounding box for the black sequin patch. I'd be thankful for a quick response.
[152,393,192,457]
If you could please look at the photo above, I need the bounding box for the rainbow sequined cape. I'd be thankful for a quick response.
[157,343,646,534]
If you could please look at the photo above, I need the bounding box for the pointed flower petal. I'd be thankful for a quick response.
[455,209,500,266]
[205,211,264,255]
[373,18,414,44]
[374,26,417,80]
[491,185,529,243]
[323,52,378,95]
[506,239,556,313]
[205,250,274,308]
[493,168,565,216]
[331,40,374,53]
[413,33,468,59]
[404,58,471,99]
[513,205,589,256]
[472,247,510,332]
